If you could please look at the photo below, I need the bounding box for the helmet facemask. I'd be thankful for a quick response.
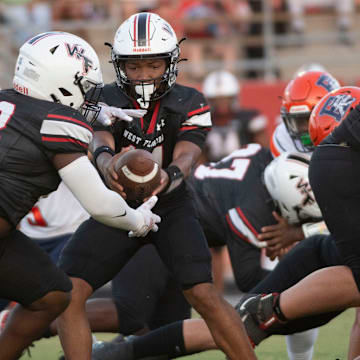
[111,48,179,109]
[282,109,314,152]
[74,73,103,124]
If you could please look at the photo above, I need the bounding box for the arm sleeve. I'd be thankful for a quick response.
[58,156,144,231]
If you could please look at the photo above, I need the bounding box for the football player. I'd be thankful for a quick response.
[0,31,160,360]
[56,13,256,360]
[236,86,360,351]
[91,149,325,360]
[202,70,268,162]
[270,70,340,157]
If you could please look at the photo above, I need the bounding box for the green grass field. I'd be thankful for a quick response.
[19,308,354,360]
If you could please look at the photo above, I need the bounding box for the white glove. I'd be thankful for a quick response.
[97,103,147,126]
[129,196,161,238]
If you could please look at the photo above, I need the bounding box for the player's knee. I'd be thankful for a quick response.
[28,290,71,316]
[183,282,219,313]
[69,277,93,305]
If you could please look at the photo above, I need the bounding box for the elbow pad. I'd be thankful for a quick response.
[58,156,143,231]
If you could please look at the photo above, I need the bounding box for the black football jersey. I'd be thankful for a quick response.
[0,89,92,225]
[188,144,276,247]
[94,83,211,168]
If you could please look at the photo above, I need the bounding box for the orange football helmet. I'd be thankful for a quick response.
[281,70,340,152]
[309,86,360,146]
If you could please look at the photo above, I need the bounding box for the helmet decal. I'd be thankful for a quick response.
[316,73,341,92]
[319,93,356,122]
[65,43,94,75]
[27,32,63,45]
[132,13,153,49]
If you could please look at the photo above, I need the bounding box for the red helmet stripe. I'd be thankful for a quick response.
[133,15,137,47]
[147,13,151,46]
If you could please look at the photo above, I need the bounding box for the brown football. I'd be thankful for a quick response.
[114,149,161,202]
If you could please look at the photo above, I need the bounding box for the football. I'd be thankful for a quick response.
[114,149,161,202]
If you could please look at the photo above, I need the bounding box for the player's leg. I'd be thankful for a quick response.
[111,243,183,335]
[237,234,344,344]
[349,308,360,360]
[57,217,141,360]
[0,229,71,359]
[285,329,319,360]
[155,197,256,359]
[226,232,270,292]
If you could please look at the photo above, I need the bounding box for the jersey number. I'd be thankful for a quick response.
[195,144,261,181]
[0,101,16,130]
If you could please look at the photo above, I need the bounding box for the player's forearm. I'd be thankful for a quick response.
[58,156,143,231]
[171,141,202,179]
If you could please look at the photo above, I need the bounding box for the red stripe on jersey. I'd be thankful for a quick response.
[42,136,88,148]
[236,207,259,237]
[27,206,47,227]
[179,126,211,132]
[146,101,160,134]
[225,213,250,243]
[187,105,210,117]
[47,114,93,132]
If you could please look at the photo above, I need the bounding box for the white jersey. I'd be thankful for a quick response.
[270,122,313,158]
[19,181,89,239]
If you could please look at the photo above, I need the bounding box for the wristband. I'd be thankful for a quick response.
[301,221,329,238]
[162,165,184,194]
[93,146,115,167]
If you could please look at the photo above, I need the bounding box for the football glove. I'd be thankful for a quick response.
[129,196,161,238]
[97,103,147,126]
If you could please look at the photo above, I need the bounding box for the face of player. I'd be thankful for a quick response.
[124,58,167,85]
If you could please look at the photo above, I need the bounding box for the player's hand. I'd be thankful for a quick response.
[97,103,147,126]
[129,196,161,237]
[257,211,304,260]
[144,169,169,199]
[102,146,134,197]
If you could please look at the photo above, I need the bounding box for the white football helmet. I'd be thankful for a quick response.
[264,152,322,224]
[202,70,240,99]
[110,12,180,108]
[13,31,103,123]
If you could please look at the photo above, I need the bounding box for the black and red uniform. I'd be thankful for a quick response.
[0,89,91,304]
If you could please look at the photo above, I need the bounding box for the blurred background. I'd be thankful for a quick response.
[1,0,360,143]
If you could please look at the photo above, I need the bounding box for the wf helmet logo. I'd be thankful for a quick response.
[292,175,315,207]
[65,43,93,75]
[319,94,356,122]
[316,74,340,92]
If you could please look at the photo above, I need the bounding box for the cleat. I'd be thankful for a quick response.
[235,293,282,346]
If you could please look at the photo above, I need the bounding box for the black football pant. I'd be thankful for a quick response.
[310,145,360,292]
